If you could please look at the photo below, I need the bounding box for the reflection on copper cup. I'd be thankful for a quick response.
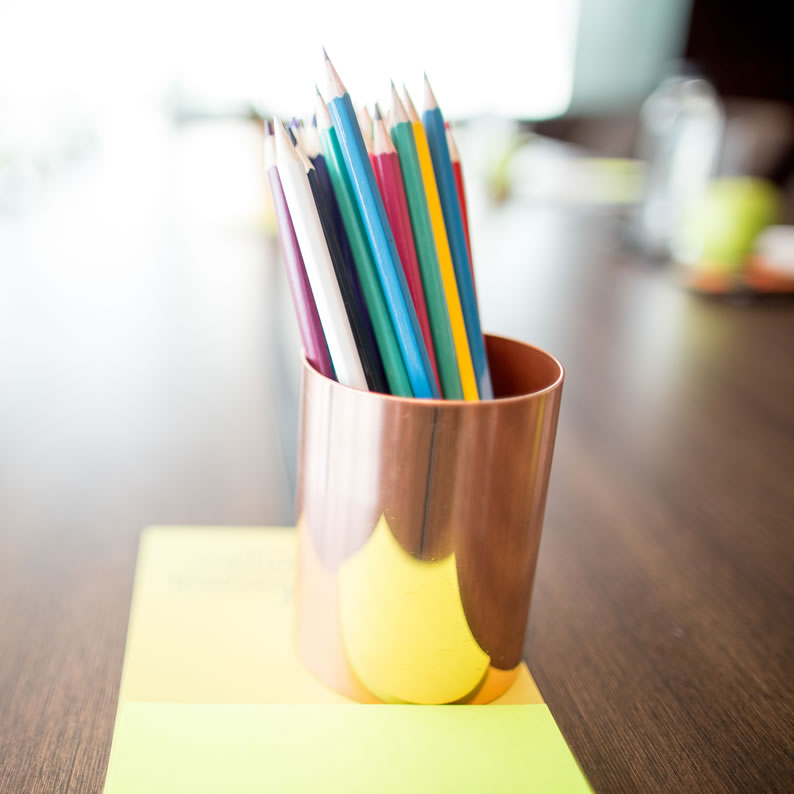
[295,334,564,704]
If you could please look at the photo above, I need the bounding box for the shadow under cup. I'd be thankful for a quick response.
[295,334,564,704]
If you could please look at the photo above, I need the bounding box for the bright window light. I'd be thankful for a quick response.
[1,0,579,120]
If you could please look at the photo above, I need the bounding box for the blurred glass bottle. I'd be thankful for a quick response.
[633,70,724,260]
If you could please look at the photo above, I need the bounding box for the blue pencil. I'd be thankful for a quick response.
[422,76,493,399]
[323,50,439,400]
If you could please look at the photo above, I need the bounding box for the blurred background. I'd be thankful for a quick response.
[1,0,793,519]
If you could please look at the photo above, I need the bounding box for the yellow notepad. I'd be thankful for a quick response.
[104,526,591,793]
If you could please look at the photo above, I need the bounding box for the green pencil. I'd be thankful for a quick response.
[316,89,413,398]
[388,83,463,400]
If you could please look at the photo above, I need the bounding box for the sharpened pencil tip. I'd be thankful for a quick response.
[322,46,329,61]
[272,117,295,157]
[423,74,438,110]
[323,49,346,98]
[373,103,382,121]
[402,85,420,122]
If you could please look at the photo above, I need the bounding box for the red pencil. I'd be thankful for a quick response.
[445,122,476,296]
[372,104,441,391]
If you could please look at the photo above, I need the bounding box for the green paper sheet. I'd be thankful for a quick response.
[105,702,591,794]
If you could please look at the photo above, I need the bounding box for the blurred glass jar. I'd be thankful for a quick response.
[633,72,724,260]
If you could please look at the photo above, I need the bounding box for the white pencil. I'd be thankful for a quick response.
[272,117,368,390]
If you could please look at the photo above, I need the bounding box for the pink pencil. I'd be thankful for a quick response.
[371,105,440,390]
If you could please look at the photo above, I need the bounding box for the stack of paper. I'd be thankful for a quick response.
[103,526,591,793]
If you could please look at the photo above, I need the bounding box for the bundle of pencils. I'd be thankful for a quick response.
[265,50,492,400]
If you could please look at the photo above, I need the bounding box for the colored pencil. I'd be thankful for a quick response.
[388,87,462,400]
[445,121,475,284]
[324,50,438,399]
[400,85,478,400]
[304,118,384,389]
[316,90,413,398]
[303,120,356,289]
[371,104,440,392]
[272,117,367,390]
[421,77,492,399]
[293,132,388,392]
[264,124,334,380]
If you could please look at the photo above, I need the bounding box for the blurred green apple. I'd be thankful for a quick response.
[678,178,780,273]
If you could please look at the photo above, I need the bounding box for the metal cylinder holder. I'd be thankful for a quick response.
[295,334,564,704]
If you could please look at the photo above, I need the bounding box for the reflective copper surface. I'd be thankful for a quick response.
[295,334,564,703]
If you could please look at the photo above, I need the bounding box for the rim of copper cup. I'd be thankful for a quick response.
[301,333,564,406]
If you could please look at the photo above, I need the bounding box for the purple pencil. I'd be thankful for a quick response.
[264,123,334,379]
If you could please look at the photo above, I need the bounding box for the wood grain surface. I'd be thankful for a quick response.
[1,122,792,792]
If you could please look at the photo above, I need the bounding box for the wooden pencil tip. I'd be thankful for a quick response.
[402,85,420,122]
[423,74,438,110]
[272,116,295,155]
[390,83,408,124]
[323,49,346,98]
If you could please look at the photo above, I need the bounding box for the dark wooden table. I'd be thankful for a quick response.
[1,121,792,793]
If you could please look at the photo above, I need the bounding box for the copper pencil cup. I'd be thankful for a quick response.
[295,334,564,704]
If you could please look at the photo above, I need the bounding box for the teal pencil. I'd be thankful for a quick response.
[422,76,493,399]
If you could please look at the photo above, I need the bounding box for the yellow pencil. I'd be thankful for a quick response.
[400,85,478,400]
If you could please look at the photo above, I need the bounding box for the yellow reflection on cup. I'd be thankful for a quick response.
[339,515,490,705]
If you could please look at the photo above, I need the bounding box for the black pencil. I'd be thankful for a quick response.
[292,134,388,393]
